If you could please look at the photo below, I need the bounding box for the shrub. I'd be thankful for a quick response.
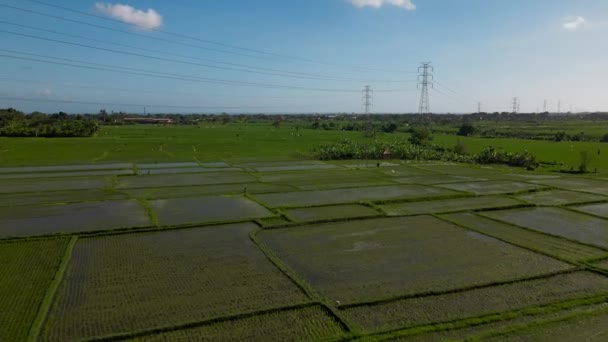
[409,127,433,146]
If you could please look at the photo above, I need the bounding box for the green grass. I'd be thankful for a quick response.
[258,216,571,306]
[342,271,608,333]
[129,305,347,341]
[0,238,70,341]
[43,223,309,341]
[441,212,608,262]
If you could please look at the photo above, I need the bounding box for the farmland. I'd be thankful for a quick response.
[2,124,608,340]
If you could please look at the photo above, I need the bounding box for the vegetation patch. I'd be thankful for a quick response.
[149,195,274,226]
[482,207,608,249]
[258,216,570,305]
[573,203,608,219]
[137,167,240,175]
[531,178,608,196]
[253,185,459,208]
[592,260,608,271]
[437,180,545,195]
[0,200,151,238]
[342,271,608,333]
[285,204,380,222]
[0,177,109,194]
[132,305,346,341]
[0,189,128,207]
[43,223,309,341]
[516,190,606,206]
[442,212,608,262]
[0,238,70,341]
[0,169,134,180]
[123,183,295,200]
[115,172,256,189]
[390,175,488,185]
[137,162,200,169]
[380,196,521,216]
[0,163,133,173]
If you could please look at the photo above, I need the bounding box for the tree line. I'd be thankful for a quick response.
[0,108,99,137]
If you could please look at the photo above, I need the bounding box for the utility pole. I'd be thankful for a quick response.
[362,85,373,114]
[543,100,547,113]
[418,62,433,114]
[512,97,519,113]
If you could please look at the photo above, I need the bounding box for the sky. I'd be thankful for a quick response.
[0,0,607,114]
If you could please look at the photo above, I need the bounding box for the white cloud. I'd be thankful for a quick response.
[35,89,52,96]
[563,16,586,31]
[95,3,163,30]
[350,0,416,10]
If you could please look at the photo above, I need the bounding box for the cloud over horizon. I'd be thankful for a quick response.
[349,0,416,10]
[95,3,163,30]
[563,16,586,31]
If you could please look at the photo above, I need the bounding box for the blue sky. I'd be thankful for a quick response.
[0,0,606,113]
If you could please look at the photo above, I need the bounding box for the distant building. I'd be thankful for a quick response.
[123,118,174,124]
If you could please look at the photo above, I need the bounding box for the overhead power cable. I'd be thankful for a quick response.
[0,50,413,93]
[0,26,415,84]
[0,78,353,99]
[21,0,415,73]
[0,96,331,110]
[0,21,411,83]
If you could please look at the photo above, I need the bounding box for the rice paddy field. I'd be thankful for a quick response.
[3,125,608,340]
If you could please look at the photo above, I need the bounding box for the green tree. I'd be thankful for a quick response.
[409,127,433,146]
[457,122,476,136]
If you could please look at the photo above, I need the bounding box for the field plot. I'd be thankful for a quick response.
[254,185,459,208]
[285,204,380,222]
[531,178,608,196]
[0,238,70,341]
[0,189,128,207]
[115,171,256,189]
[44,224,309,341]
[415,164,509,177]
[137,167,241,175]
[516,189,606,206]
[257,169,388,190]
[390,175,487,185]
[573,203,608,218]
[442,213,608,262]
[342,271,608,333]
[0,163,132,173]
[137,162,200,169]
[0,200,150,238]
[0,177,109,194]
[124,183,295,200]
[592,259,608,271]
[380,196,520,215]
[258,216,570,305]
[150,195,273,226]
[0,169,134,179]
[436,180,545,195]
[485,309,608,341]
[138,305,345,341]
[237,160,332,172]
[482,207,608,249]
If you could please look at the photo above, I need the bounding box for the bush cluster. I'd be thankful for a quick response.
[315,139,539,170]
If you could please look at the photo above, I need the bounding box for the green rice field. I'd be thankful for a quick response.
[3,125,608,340]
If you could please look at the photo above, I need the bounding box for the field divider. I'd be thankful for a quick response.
[27,235,78,342]
[560,204,608,221]
[249,228,358,334]
[435,213,583,265]
[84,303,327,342]
[474,211,608,253]
[356,293,608,340]
[338,268,579,310]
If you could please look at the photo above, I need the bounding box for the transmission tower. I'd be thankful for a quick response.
[478,102,482,113]
[543,100,547,113]
[362,85,373,114]
[512,97,519,113]
[558,100,562,114]
[418,62,433,114]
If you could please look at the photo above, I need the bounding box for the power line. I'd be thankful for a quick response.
[0,78,353,99]
[0,50,412,93]
[14,0,417,74]
[362,86,373,114]
[0,29,416,84]
[0,21,414,84]
[418,62,433,114]
[0,96,340,110]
